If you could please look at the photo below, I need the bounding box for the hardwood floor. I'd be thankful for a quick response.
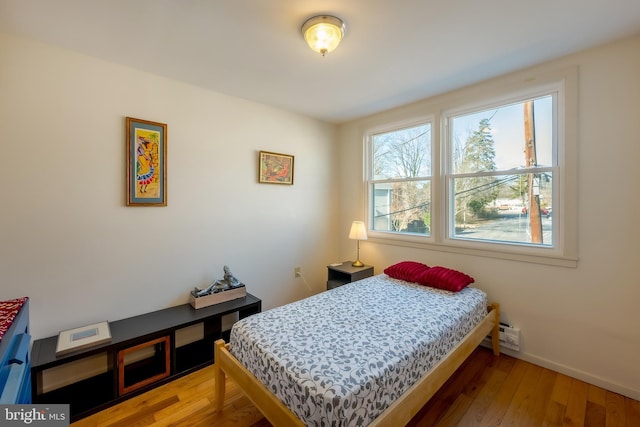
[72,347,639,427]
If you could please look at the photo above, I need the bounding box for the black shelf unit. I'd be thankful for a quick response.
[41,373,113,417]
[175,339,211,373]
[30,294,261,422]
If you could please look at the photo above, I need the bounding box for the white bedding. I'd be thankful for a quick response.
[229,274,488,426]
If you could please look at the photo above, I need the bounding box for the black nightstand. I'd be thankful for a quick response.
[327,261,374,290]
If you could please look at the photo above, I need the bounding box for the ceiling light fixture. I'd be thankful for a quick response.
[301,15,346,57]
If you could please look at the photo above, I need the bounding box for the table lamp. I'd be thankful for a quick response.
[349,221,368,267]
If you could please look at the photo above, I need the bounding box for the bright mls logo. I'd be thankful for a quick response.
[0,405,69,426]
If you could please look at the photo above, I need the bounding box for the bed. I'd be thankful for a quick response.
[214,273,500,427]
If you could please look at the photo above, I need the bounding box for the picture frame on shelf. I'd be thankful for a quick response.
[126,117,167,206]
[258,151,294,185]
[56,321,112,356]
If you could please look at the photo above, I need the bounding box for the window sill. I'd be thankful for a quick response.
[368,235,578,268]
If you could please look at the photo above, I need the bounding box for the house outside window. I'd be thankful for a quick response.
[369,122,432,236]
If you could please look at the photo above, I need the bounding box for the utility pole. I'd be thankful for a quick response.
[524,101,543,243]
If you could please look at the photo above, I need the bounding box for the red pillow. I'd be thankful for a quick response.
[418,266,474,292]
[384,261,430,283]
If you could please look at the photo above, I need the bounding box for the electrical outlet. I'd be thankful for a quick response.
[294,267,301,278]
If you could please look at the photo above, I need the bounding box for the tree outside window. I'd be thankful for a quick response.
[371,123,432,235]
[449,95,555,246]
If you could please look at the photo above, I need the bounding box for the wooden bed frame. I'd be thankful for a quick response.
[214,302,500,427]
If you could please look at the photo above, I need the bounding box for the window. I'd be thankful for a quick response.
[364,67,577,266]
[447,95,555,247]
[370,122,432,236]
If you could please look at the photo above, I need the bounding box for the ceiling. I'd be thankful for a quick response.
[1,1,639,123]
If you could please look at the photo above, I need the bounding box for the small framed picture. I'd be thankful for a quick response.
[258,151,294,185]
[126,117,167,206]
[56,321,112,356]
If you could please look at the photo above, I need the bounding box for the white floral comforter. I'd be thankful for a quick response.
[229,274,488,427]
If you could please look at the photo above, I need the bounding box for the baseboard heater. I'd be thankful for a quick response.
[482,322,520,352]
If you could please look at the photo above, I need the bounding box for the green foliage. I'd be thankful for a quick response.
[456,118,499,215]
[468,199,485,216]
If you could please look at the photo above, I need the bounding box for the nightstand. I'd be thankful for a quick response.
[327,261,374,290]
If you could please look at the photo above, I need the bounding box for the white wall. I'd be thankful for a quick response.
[337,35,640,399]
[0,32,338,340]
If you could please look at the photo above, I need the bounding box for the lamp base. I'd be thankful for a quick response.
[352,260,364,267]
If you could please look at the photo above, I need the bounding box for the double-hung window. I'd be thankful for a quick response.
[365,68,577,266]
[446,94,555,247]
[369,121,432,236]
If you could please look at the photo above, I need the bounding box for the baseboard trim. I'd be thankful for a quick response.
[491,346,640,400]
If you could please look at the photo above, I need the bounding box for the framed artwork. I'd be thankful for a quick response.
[258,151,294,185]
[126,117,167,206]
[56,321,112,356]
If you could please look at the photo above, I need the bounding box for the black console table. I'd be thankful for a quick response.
[31,294,261,421]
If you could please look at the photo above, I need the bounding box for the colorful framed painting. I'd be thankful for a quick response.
[126,117,167,206]
[258,151,294,185]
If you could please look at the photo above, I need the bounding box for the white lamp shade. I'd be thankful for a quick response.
[348,221,368,240]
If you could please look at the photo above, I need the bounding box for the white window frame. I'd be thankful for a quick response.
[365,115,436,243]
[366,116,435,240]
[364,66,578,267]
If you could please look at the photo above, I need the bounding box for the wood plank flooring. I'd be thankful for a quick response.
[72,347,639,427]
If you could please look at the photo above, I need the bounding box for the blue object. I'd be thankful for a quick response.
[0,299,31,404]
